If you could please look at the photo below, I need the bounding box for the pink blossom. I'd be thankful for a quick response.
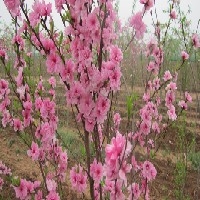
[40,98,56,119]
[66,82,84,105]
[79,94,94,117]
[96,95,110,114]
[170,10,177,19]
[103,179,113,193]
[23,100,32,111]
[12,35,24,50]
[46,52,62,74]
[152,77,160,90]
[146,39,157,56]
[34,190,43,200]
[14,179,28,200]
[58,151,68,178]
[113,113,121,127]
[90,159,103,183]
[60,59,75,82]
[140,107,151,122]
[0,98,10,112]
[4,0,20,17]
[42,38,55,52]
[2,110,11,127]
[87,13,99,31]
[32,0,52,17]
[105,133,126,163]
[0,49,8,60]
[46,191,60,200]
[49,89,55,98]
[152,121,160,134]
[178,100,188,110]
[14,57,26,68]
[26,181,35,194]
[153,47,163,65]
[17,86,26,100]
[163,70,172,82]
[27,52,32,57]
[0,79,9,99]
[109,45,123,63]
[146,61,158,74]
[70,165,87,193]
[15,67,23,87]
[46,179,57,192]
[110,180,125,200]
[128,183,141,200]
[140,120,151,135]
[185,91,192,102]
[192,33,200,48]
[35,97,43,111]
[130,12,146,39]
[55,0,65,12]
[140,0,154,10]
[181,51,189,60]
[119,161,132,185]
[13,118,23,132]
[59,151,68,164]
[166,82,177,90]
[27,142,40,161]
[22,109,32,128]
[78,47,92,64]
[35,122,54,142]
[143,93,150,102]
[85,116,95,132]
[165,90,175,108]
[109,66,122,91]
[167,105,177,121]
[33,181,41,189]
[48,76,56,88]
[94,95,110,123]
[142,161,157,181]
[131,156,140,171]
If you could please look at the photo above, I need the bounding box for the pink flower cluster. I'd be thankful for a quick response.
[140,0,154,11]
[146,40,163,75]
[0,40,8,61]
[130,12,146,39]
[4,0,20,17]
[192,33,200,48]
[70,165,87,193]
[0,79,11,127]
[29,0,52,27]
[14,179,41,200]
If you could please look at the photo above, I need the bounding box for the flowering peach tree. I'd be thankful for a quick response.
[0,0,197,199]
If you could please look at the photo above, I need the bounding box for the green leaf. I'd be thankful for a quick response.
[126,95,133,118]
[181,16,186,23]
[64,11,72,23]
[59,32,63,46]
[5,62,11,74]
[13,99,21,110]
[150,150,156,159]
[126,92,138,118]
[11,176,20,187]
[35,24,40,34]
[50,20,54,34]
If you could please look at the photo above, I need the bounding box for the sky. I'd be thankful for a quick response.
[0,0,200,33]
